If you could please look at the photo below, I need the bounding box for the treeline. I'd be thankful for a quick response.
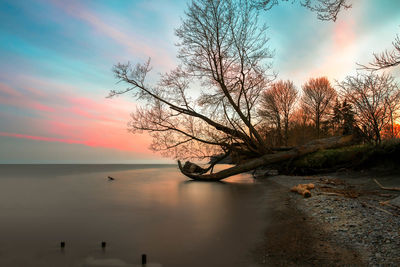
[257,73,400,147]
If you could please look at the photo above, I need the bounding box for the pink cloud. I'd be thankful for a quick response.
[0,83,22,97]
[333,17,356,52]
[0,79,153,154]
[0,131,85,145]
[0,95,55,113]
[23,86,46,97]
[306,15,358,82]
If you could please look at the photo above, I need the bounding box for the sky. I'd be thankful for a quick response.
[0,0,399,163]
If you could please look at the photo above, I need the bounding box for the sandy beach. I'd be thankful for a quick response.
[260,170,400,266]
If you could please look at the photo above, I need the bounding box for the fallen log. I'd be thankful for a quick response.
[178,135,354,181]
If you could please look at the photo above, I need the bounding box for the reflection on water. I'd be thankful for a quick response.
[0,164,275,267]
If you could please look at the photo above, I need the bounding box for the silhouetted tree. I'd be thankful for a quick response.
[337,73,400,144]
[109,0,278,179]
[330,98,342,133]
[329,98,355,135]
[340,100,356,135]
[259,80,298,146]
[301,77,337,138]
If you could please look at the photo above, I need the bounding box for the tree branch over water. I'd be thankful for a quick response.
[109,0,274,163]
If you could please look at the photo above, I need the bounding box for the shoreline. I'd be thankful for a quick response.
[260,171,400,266]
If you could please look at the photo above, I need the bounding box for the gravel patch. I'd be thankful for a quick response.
[267,172,400,266]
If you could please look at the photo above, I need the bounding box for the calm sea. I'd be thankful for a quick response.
[0,164,277,267]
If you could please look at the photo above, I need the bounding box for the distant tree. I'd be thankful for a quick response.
[301,77,337,138]
[287,106,315,145]
[259,80,298,146]
[337,73,400,144]
[340,99,356,135]
[251,0,351,21]
[329,98,355,135]
[330,98,342,133]
[259,86,283,146]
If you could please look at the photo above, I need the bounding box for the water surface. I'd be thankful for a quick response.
[0,164,276,266]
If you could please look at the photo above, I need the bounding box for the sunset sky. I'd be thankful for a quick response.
[0,0,399,163]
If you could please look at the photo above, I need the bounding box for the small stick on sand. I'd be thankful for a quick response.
[373,179,400,191]
[361,201,397,216]
[379,201,400,210]
[319,192,345,197]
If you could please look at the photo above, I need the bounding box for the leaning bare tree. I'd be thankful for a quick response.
[110,0,272,176]
[337,73,400,144]
[301,77,337,138]
[109,0,354,181]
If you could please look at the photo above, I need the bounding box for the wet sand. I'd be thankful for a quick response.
[254,179,362,266]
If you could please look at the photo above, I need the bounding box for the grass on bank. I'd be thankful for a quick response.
[281,139,400,174]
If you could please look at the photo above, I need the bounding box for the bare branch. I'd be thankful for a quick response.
[358,34,400,71]
[251,0,351,21]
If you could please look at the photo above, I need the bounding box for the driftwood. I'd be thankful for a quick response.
[290,183,315,198]
[373,179,400,191]
[178,135,354,181]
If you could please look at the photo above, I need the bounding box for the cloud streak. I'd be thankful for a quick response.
[0,77,152,153]
[47,0,177,70]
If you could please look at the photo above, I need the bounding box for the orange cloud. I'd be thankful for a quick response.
[0,79,153,154]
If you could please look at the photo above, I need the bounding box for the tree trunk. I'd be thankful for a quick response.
[178,135,354,181]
